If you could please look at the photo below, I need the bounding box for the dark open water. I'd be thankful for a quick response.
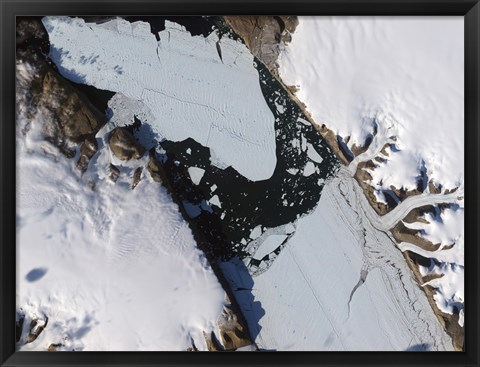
[142,18,341,263]
[66,16,341,265]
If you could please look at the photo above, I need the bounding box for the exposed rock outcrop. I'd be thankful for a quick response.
[76,135,98,173]
[16,17,49,54]
[391,221,440,252]
[108,127,146,161]
[40,69,106,145]
[15,310,25,343]
[394,204,464,350]
[147,153,163,184]
[17,18,106,162]
[109,164,120,183]
[132,167,143,189]
[223,16,298,74]
[48,343,63,352]
[217,301,252,350]
[25,315,48,344]
[203,331,223,351]
[16,55,105,159]
[354,160,391,215]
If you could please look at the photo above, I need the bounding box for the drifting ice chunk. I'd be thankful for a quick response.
[306,143,323,164]
[303,161,316,177]
[249,225,263,240]
[208,195,222,208]
[188,167,205,185]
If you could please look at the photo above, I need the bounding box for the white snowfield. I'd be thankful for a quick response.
[187,167,205,185]
[279,16,464,192]
[399,203,465,327]
[277,16,464,332]
[28,15,464,351]
[16,61,226,351]
[349,119,465,322]
[223,167,454,351]
[42,16,277,182]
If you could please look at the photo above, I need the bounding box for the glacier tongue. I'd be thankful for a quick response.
[42,16,277,182]
[222,167,454,351]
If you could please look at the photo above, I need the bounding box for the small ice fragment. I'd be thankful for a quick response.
[208,195,222,208]
[188,167,205,185]
[303,161,316,177]
[249,225,263,240]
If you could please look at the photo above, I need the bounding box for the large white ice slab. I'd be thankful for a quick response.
[42,16,277,181]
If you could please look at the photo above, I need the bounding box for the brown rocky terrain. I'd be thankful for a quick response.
[223,16,298,74]
[15,310,48,345]
[26,316,48,344]
[216,298,252,350]
[40,70,106,143]
[108,127,146,161]
[76,135,98,173]
[17,52,106,166]
[199,298,253,351]
[354,160,391,215]
[147,150,163,184]
[48,343,64,352]
[391,221,440,252]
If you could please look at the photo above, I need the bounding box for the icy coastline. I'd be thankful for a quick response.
[42,16,277,182]
[20,15,465,351]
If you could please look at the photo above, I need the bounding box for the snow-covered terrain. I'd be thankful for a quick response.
[42,16,277,182]
[222,167,454,351]
[399,204,465,326]
[279,16,464,191]
[278,16,464,331]
[18,15,464,351]
[16,61,226,351]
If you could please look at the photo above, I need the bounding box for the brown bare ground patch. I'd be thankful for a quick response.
[353,160,426,216]
[354,161,390,215]
[203,331,223,351]
[390,185,422,202]
[223,16,298,74]
[429,179,443,194]
[401,205,434,224]
[350,133,374,157]
[391,221,440,252]
[217,301,252,350]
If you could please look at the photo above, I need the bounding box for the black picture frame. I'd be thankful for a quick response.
[1,0,478,366]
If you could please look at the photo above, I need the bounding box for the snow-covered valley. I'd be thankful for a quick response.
[15,15,464,352]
